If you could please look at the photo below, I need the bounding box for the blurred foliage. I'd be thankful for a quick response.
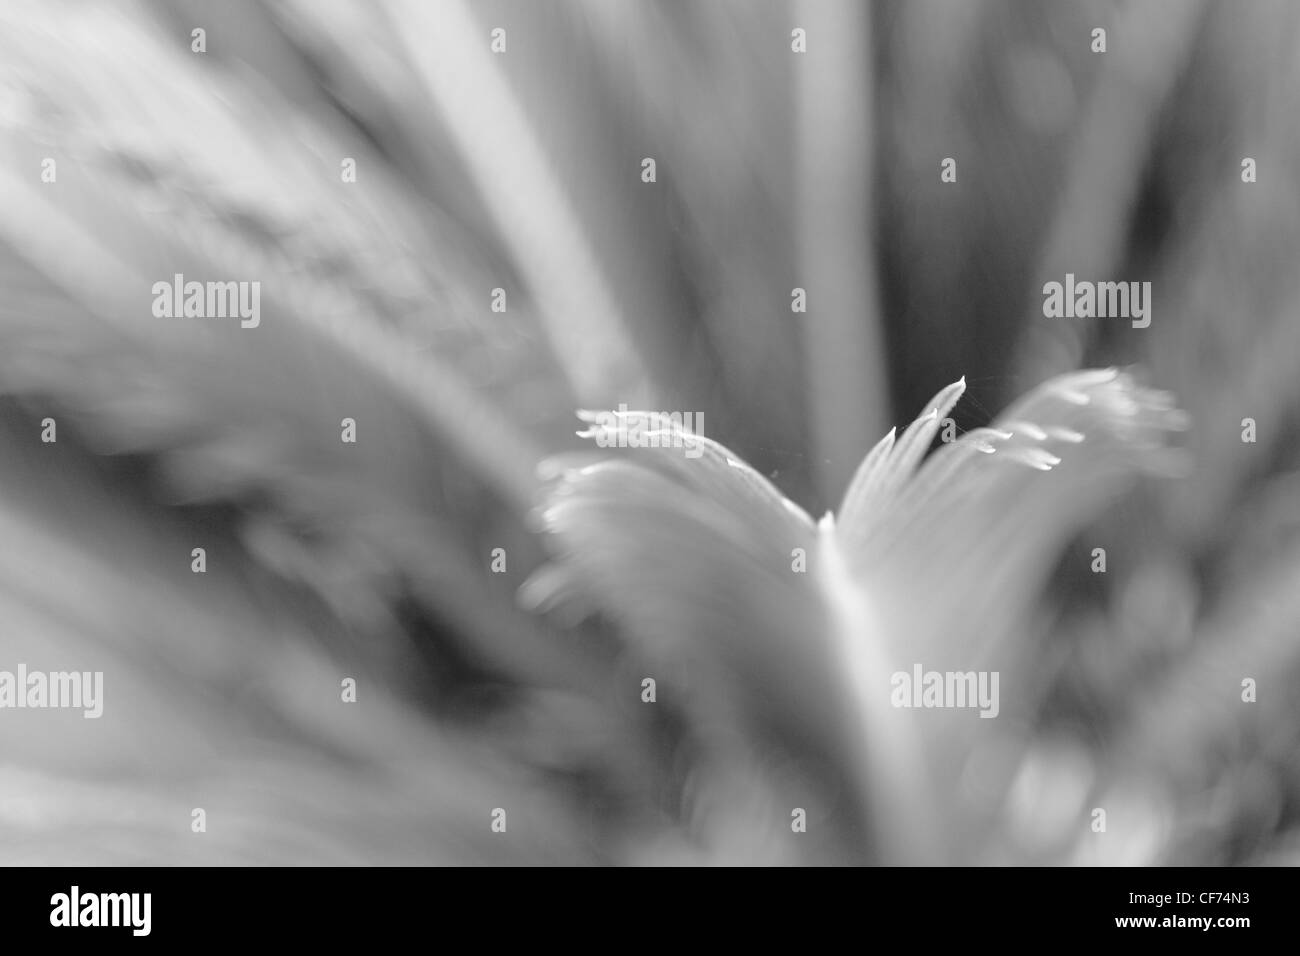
[0,0,1297,864]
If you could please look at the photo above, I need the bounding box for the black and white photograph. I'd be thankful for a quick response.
[0,0,1294,934]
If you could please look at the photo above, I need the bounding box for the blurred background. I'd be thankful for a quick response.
[0,0,1298,864]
